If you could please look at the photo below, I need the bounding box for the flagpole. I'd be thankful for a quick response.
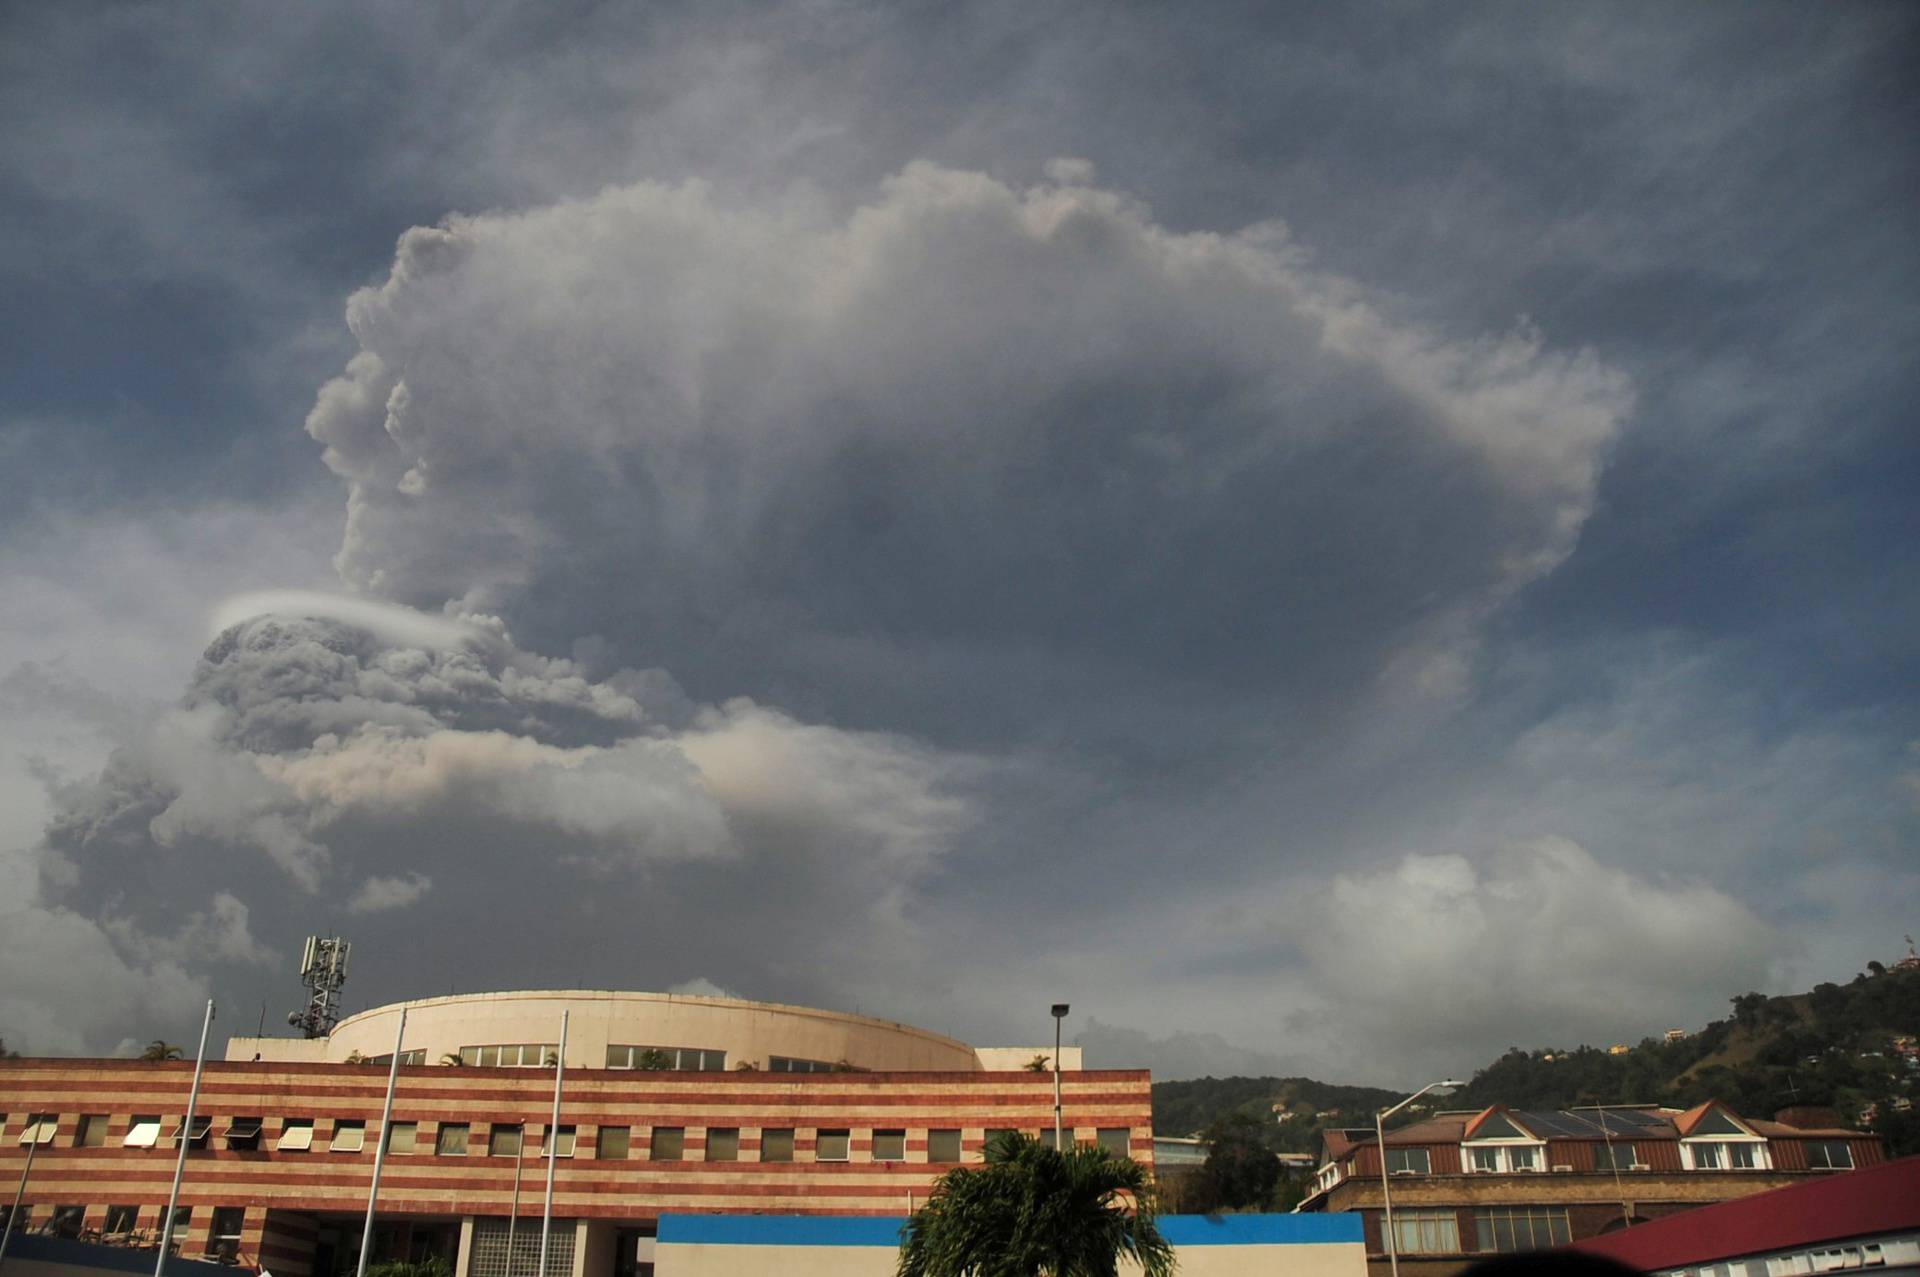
[0,1117,43,1275]
[154,999,215,1277]
[355,1009,408,1277]
[537,1012,568,1277]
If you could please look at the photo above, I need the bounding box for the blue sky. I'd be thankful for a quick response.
[2,1,1915,1082]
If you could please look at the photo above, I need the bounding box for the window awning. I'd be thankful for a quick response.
[16,1117,56,1145]
[277,1122,314,1151]
[173,1116,213,1139]
[123,1119,162,1148]
[224,1118,263,1140]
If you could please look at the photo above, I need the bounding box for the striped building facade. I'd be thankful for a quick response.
[1,1057,1154,1277]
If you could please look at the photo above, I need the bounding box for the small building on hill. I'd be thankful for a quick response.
[1296,1101,1885,1277]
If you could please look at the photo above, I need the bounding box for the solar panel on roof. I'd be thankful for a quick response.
[1520,1111,1597,1138]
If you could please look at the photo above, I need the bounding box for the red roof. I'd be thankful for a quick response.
[1572,1156,1920,1270]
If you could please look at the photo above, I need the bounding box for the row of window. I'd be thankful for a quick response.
[1379,1140,1853,1176]
[1,1203,242,1258]
[11,1116,1130,1163]
[1388,1207,1571,1255]
[458,1044,559,1068]
[602,1045,727,1071]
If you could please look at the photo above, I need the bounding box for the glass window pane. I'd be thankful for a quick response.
[332,1121,365,1152]
[873,1129,905,1161]
[706,1128,739,1161]
[816,1129,850,1161]
[760,1128,794,1162]
[929,1129,962,1162]
[598,1126,629,1160]
[650,1127,684,1160]
[77,1116,108,1147]
[551,1126,575,1157]
[1096,1128,1129,1157]
[490,1125,522,1157]
[436,1123,470,1156]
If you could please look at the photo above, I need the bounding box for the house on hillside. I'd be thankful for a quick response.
[1296,1101,1885,1277]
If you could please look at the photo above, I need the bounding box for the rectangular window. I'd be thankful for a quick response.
[816,1129,850,1162]
[1807,1141,1853,1170]
[604,1045,727,1071]
[929,1129,963,1162]
[1391,1209,1462,1255]
[170,1206,192,1233]
[984,1128,1017,1156]
[1473,1207,1570,1253]
[1386,1148,1431,1175]
[872,1129,906,1161]
[49,1205,85,1239]
[597,1126,629,1160]
[705,1127,739,1161]
[650,1127,684,1160]
[174,1116,212,1147]
[1728,1142,1759,1169]
[103,1205,140,1237]
[1593,1143,1638,1171]
[436,1123,470,1156]
[17,1114,57,1146]
[278,1119,315,1152]
[1691,1142,1723,1170]
[767,1056,834,1073]
[1507,1146,1540,1172]
[76,1115,109,1148]
[490,1124,523,1157]
[385,1121,416,1154]
[1044,1128,1076,1152]
[1469,1146,1501,1173]
[206,1207,245,1260]
[331,1120,366,1153]
[459,1044,557,1068]
[546,1126,575,1158]
[124,1116,163,1148]
[1096,1128,1130,1157]
[225,1117,264,1150]
[760,1128,794,1162]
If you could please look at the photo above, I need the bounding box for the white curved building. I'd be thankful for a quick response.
[226,988,1081,1073]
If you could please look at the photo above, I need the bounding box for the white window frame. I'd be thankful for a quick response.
[1462,1140,1547,1173]
[277,1119,314,1152]
[546,1125,575,1158]
[124,1117,162,1148]
[815,1128,851,1162]
[1681,1137,1770,1170]
[1390,1208,1462,1255]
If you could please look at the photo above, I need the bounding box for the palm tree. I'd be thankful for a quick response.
[440,1053,465,1067]
[140,1040,184,1061]
[898,1131,1175,1277]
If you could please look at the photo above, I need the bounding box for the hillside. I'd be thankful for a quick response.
[1151,965,1920,1158]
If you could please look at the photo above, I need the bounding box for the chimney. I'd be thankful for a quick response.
[1773,1105,1844,1130]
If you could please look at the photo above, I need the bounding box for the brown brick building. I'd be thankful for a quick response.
[1295,1101,1884,1277]
[1,991,1152,1277]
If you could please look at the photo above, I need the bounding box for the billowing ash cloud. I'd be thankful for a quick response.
[307,163,1629,733]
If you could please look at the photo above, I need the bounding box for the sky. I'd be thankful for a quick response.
[2,0,1916,1086]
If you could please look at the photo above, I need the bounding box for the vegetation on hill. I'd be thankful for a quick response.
[1152,965,1920,1160]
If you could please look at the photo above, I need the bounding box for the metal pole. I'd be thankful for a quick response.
[0,1119,43,1275]
[537,1012,568,1277]
[504,1135,526,1277]
[1377,1106,1399,1277]
[155,999,215,1277]
[1053,1016,1064,1150]
[354,1009,408,1277]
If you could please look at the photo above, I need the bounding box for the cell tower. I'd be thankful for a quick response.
[287,935,351,1038]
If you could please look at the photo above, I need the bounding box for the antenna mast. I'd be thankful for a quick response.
[288,936,351,1038]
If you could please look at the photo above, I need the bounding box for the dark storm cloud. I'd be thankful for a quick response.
[3,1,1915,1078]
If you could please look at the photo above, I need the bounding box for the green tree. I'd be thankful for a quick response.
[1190,1113,1279,1212]
[636,1048,672,1071]
[898,1131,1174,1277]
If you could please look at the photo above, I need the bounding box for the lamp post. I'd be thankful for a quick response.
[1376,1080,1463,1277]
[1050,1004,1070,1151]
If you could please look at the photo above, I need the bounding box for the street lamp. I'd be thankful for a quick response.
[1050,1004,1070,1150]
[1377,1080,1464,1277]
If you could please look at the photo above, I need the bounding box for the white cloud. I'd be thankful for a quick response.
[348,872,433,914]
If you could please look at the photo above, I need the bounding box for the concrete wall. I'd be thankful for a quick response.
[226,990,984,1072]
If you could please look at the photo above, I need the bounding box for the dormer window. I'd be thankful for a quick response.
[1462,1112,1546,1173]
[1680,1107,1769,1170]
